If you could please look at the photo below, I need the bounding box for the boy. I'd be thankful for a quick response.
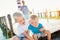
[29,15,51,40]
[13,12,34,40]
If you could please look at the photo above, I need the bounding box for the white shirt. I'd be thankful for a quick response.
[13,21,29,37]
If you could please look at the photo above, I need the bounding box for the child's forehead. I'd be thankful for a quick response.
[18,16,24,19]
[31,18,38,20]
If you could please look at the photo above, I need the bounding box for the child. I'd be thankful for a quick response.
[13,12,34,40]
[29,15,51,40]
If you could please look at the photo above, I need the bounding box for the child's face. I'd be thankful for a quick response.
[17,16,25,24]
[30,18,38,25]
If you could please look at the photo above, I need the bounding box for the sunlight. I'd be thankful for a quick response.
[0,0,60,16]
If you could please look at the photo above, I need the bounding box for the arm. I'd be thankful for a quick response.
[26,30,29,34]
[22,31,34,40]
[32,34,38,40]
[38,23,45,32]
[27,8,32,14]
[39,27,45,32]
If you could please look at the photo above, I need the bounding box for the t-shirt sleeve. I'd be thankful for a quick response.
[28,25,33,36]
[13,23,24,36]
[38,23,43,29]
[28,25,31,30]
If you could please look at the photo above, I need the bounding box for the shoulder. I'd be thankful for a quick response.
[38,23,43,27]
[24,5,27,7]
[22,5,27,7]
[13,23,19,26]
[13,23,20,28]
[29,24,31,27]
[39,23,42,25]
[28,24,33,29]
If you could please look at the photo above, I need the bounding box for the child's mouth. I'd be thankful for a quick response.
[23,22,25,24]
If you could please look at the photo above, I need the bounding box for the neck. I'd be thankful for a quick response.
[32,23,38,27]
[15,21,19,23]
[20,23,25,25]
[23,4,25,5]
[15,21,25,25]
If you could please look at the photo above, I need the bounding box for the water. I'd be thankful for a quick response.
[0,28,6,40]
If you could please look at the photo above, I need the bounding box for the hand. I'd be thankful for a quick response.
[30,38,34,40]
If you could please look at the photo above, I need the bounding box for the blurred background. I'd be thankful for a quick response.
[0,0,60,40]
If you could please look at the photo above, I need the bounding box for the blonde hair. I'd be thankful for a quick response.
[13,12,22,19]
[30,15,38,19]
